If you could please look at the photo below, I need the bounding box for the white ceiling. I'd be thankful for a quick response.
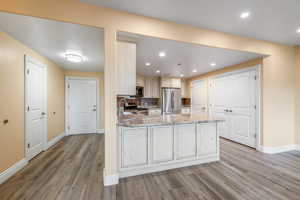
[126,33,264,78]
[82,0,300,46]
[0,12,104,72]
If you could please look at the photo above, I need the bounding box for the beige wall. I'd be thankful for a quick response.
[188,58,263,81]
[64,70,105,129]
[0,31,65,173]
[295,46,300,145]
[0,0,298,177]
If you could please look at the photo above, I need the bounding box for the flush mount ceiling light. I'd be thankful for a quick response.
[145,62,151,66]
[297,28,300,33]
[192,69,197,73]
[159,52,166,57]
[180,74,184,77]
[156,70,161,73]
[65,53,83,63]
[240,12,250,19]
[210,62,216,67]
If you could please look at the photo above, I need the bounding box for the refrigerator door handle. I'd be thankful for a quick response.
[171,91,174,111]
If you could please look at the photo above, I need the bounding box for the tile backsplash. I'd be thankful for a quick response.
[139,98,160,107]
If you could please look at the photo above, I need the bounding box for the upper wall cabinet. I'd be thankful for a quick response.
[136,74,145,87]
[116,41,136,95]
[181,79,191,98]
[144,77,160,98]
[161,77,181,88]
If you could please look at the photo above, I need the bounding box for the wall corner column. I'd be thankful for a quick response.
[103,27,119,186]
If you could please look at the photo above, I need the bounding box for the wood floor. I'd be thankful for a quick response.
[1,135,300,200]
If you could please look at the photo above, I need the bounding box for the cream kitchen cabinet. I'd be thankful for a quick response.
[181,107,191,114]
[136,74,145,87]
[118,121,220,178]
[181,79,191,98]
[175,124,197,159]
[116,41,136,95]
[161,77,181,88]
[120,127,148,168]
[197,123,218,156]
[148,108,162,116]
[144,77,160,98]
[150,126,174,164]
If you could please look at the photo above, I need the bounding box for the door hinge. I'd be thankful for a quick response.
[254,105,257,109]
[26,69,30,75]
[68,84,70,89]
[27,143,30,148]
[67,126,70,130]
[254,75,257,80]
[254,134,257,139]
[27,106,30,112]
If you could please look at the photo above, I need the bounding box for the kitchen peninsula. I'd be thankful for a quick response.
[117,114,224,178]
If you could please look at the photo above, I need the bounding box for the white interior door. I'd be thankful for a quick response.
[210,69,257,148]
[191,79,208,114]
[209,76,231,138]
[228,71,257,148]
[25,56,47,161]
[68,79,97,135]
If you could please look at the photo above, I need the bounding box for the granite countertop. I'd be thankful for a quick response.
[118,114,225,127]
[137,105,161,109]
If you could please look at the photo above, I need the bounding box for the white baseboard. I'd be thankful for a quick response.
[294,145,300,151]
[45,132,65,150]
[97,129,105,134]
[0,159,28,185]
[119,155,219,178]
[259,145,298,154]
[103,169,119,186]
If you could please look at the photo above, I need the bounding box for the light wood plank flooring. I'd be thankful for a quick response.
[1,134,300,200]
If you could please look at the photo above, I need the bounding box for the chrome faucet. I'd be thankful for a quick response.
[118,98,127,117]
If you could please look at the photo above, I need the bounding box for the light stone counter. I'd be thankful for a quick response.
[118,113,224,127]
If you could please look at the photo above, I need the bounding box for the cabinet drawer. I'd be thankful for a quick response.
[181,108,191,114]
[148,109,161,115]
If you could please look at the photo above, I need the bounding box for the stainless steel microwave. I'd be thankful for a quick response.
[136,86,144,97]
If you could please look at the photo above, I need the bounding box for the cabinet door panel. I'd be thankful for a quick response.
[176,124,197,159]
[151,126,174,163]
[116,41,136,95]
[122,127,148,168]
[198,123,217,156]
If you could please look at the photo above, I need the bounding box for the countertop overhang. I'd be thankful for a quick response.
[118,114,225,127]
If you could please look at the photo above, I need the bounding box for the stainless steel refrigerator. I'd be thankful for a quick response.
[161,88,182,114]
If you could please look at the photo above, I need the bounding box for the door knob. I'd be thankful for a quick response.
[41,112,46,115]
[93,109,97,112]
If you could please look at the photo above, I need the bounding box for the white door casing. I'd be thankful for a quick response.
[66,77,99,135]
[191,79,208,114]
[25,55,47,161]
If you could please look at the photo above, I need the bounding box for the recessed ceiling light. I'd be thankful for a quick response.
[192,69,197,73]
[297,28,300,33]
[240,12,250,19]
[145,62,151,66]
[65,53,83,63]
[180,74,184,77]
[210,62,216,67]
[156,70,160,73]
[159,52,166,57]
